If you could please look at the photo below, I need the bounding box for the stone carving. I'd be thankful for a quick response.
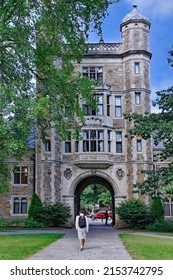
[64,168,72,180]
[116,168,124,180]
[85,117,102,127]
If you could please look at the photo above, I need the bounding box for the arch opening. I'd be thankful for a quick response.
[74,175,116,226]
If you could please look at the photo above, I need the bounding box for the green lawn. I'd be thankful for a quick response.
[119,234,173,260]
[0,233,63,260]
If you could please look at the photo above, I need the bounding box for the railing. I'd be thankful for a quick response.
[88,43,122,53]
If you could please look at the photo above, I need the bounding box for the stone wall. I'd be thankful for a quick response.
[0,149,34,217]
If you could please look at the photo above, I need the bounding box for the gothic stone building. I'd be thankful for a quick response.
[1,6,165,226]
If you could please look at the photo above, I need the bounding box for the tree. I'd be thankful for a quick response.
[133,165,173,220]
[80,184,112,211]
[28,193,43,219]
[133,169,164,221]
[150,197,164,222]
[98,188,112,207]
[80,186,98,210]
[133,169,161,198]
[125,47,173,160]
[159,164,173,216]
[162,186,173,216]
[0,0,119,192]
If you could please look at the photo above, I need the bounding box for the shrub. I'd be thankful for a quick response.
[0,217,11,228]
[10,218,26,228]
[147,220,173,232]
[116,198,153,229]
[28,193,43,219]
[150,197,164,222]
[34,202,71,227]
[24,217,45,228]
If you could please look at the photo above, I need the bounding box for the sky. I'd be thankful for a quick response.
[89,0,173,112]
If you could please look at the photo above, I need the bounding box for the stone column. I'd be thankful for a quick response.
[62,196,75,227]
[114,195,127,228]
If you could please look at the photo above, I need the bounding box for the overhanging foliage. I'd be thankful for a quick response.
[0,0,119,192]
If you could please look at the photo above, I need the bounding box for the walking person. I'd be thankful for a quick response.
[105,210,108,225]
[75,210,89,251]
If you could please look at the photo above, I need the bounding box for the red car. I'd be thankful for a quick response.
[95,210,112,219]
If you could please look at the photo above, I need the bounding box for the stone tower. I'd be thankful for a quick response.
[120,5,152,200]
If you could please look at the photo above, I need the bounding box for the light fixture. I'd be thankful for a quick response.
[153,155,158,162]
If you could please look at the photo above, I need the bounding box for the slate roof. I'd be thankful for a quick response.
[121,5,150,24]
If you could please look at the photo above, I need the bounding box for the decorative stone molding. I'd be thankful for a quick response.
[64,168,72,180]
[74,153,114,169]
[91,169,97,175]
[85,116,103,127]
[116,168,125,180]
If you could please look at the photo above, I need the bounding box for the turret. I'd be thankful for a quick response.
[120,5,151,52]
[120,5,152,99]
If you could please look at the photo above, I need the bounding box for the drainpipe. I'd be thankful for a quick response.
[30,154,36,193]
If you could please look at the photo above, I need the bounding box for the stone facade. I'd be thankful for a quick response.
[0,150,34,218]
[1,6,162,225]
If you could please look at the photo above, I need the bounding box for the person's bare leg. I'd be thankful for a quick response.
[80,239,84,250]
[82,239,85,248]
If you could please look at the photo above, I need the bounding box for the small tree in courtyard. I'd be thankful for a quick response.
[150,197,164,221]
[133,169,164,221]
[162,186,173,217]
[28,193,43,219]
[159,164,173,217]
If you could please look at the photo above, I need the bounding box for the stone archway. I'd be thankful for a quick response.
[70,171,119,227]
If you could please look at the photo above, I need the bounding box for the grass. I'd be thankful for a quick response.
[0,233,63,260]
[155,232,173,236]
[119,234,173,260]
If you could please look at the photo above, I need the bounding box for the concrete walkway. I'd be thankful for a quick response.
[1,220,173,260]
[28,226,132,260]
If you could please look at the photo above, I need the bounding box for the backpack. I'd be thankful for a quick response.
[78,215,86,228]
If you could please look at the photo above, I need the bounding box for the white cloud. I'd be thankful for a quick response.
[124,0,173,19]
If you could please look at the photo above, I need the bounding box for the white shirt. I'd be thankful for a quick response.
[75,215,89,232]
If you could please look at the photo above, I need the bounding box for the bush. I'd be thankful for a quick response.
[24,217,45,228]
[150,197,164,222]
[0,217,11,228]
[10,218,26,228]
[147,220,173,232]
[116,198,153,229]
[28,193,43,219]
[34,202,71,227]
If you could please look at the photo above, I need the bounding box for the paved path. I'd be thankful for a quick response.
[1,220,173,260]
[27,226,132,260]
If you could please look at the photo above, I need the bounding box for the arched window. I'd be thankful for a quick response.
[21,198,27,214]
[13,197,27,214]
[13,198,20,214]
